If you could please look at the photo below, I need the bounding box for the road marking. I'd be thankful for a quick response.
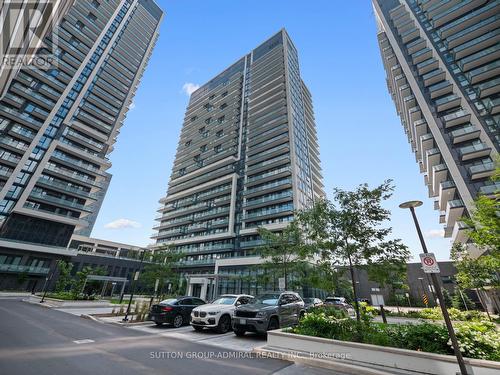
[73,339,95,344]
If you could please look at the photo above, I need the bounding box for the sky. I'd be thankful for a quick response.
[91,0,453,261]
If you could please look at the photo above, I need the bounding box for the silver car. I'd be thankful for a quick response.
[232,291,305,336]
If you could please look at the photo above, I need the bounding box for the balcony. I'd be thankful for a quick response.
[445,199,465,230]
[422,69,445,86]
[428,81,453,99]
[458,44,500,72]
[479,182,500,196]
[466,60,500,84]
[432,163,448,193]
[469,162,495,180]
[0,264,50,275]
[412,47,432,64]
[450,125,480,144]
[36,176,99,200]
[406,38,426,54]
[29,190,92,212]
[483,96,500,114]
[420,133,434,155]
[475,77,500,98]
[452,221,469,242]
[244,191,293,208]
[417,58,439,75]
[458,143,491,161]
[442,109,470,128]
[435,94,460,112]
[425,148,441,180]
[438,180,456,211]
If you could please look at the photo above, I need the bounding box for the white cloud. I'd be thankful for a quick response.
[425,229,445,239]
[104,218,142,230]
[182,82,200,96]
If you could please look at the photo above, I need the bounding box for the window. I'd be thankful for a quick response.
[198,127,205,134]
[217,115,225,123]
[69,37,79,47]
[214,145,222,153]
[209,94,215,100]
[87,13,97,22]
[178,168,186,176]
[202,131,209,138]
[203,103,213,112]
[185,140,191,147]
[91,0,100,8]
[216,130,223,138]
[205,117,211,124]
[220,103,227,110]
[200,144,207,152]
[221,91,228,97]
[193,154,200,161]
[190,116,197,122]
[75,20,85,31]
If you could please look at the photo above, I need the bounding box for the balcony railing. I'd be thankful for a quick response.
[0,264,50,274]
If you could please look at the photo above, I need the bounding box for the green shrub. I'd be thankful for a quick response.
[292,310,500,361]
[454,321,500,361]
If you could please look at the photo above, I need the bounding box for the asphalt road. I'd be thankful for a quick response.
[0,299,338,375]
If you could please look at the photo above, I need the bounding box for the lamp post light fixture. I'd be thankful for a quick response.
[400,200,469,375]
[123,248,147,322]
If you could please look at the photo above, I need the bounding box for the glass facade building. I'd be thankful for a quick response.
[0,0,163,248]
[153,30,324,298]
[373,0,499,254]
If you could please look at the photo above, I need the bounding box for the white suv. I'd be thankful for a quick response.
[191,294,254,333]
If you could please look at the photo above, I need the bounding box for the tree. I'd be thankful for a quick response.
[452,287,474,311]
[297,180,410,321]
[71,266,106,299]
[257,220,313,290]
[442,289,453,308]
[55,260,73,293]
[140,246,183,296]
[451,243,499,318]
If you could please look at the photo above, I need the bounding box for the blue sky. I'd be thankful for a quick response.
[91,0,453,260]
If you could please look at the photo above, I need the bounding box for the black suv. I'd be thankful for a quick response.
[232,291,305,336]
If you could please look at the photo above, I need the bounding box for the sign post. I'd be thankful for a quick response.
[400,201,469,375]
[278,277,285,291]
[420,253,440,273]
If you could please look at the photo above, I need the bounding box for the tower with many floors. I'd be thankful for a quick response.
[153,29,324,298]
[0,0,163,288]
[373,0,499,254]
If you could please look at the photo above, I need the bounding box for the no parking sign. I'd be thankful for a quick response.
[419,253,440,273]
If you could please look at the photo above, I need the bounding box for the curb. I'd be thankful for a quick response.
[253,346,397,375]
[82,314,153,327]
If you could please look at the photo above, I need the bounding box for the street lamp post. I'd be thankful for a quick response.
[400,201,469,375]
[123,249,146,322]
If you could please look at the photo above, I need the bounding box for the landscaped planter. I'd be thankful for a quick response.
[265,330,500,375]
[26,295,111,308]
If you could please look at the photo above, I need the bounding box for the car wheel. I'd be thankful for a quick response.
[216,314,231,334]
[192,325,204,332]
[172,314,183,328]
[267,317,279,331]
[234,329,246,337]
[155,322,163,326]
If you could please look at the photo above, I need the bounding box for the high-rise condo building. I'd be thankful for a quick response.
[0,0,162,287]
[373,0,499,253]
[0,0,75,99]
[153,29,324,300]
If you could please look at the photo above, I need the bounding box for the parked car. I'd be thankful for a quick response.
[324,296,355,316]
[232,291,305,336]
[191,294,254,333]
[149,297,205,328]
[324,296,347,306]
[303,297,324,311]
